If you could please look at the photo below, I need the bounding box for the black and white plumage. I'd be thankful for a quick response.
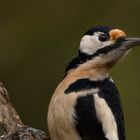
[47,26,140,140]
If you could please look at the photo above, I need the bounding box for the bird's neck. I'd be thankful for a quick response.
[66,59,109,81]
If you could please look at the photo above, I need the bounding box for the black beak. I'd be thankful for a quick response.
[121,37,140,49]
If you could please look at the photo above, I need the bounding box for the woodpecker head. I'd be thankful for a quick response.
[79,26,140,69]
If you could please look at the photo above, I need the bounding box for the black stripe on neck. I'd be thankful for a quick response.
[65,57,81,73]
[64,78,110,94]
[65,38,125,73]
[64,52,91,74]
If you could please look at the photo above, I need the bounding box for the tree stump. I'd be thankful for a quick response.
[0,82,49,140]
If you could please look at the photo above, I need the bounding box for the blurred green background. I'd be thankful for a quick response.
[0,0,140,139]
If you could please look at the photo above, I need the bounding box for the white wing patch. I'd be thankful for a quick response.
[94,94,119,140]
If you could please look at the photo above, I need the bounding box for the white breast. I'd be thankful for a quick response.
[94,93,119,140]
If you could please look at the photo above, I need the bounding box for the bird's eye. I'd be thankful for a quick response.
[99,34,109,42]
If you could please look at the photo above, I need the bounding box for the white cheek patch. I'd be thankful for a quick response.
[80,35,100,55]
[79,35,114,55]
[94,94,119,140]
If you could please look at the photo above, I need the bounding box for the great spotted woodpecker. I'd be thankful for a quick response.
[47,26,140,140]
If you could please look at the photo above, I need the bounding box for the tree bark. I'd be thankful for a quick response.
[0,82,49,140]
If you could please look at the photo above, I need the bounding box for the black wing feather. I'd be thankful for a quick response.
[73,78,125,140]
